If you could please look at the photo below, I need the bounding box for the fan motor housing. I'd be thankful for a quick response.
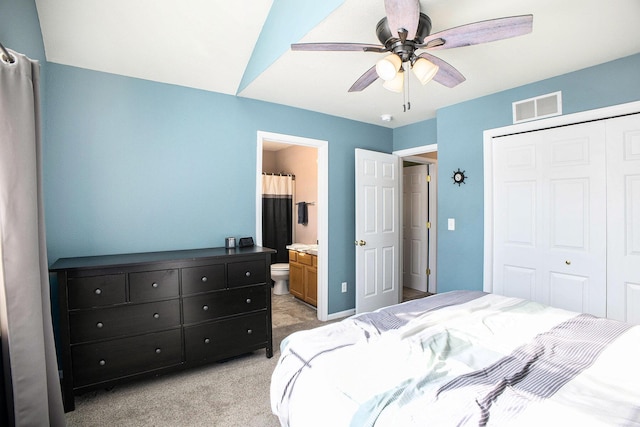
[376,13,432,45]
[376,13,432,62]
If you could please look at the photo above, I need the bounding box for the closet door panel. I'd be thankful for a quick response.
[492,137,540,299]
[502,265,536,301]
[493,121,607,315]
[548,272,589,314]
[549,178,589,249]
[606,113,640,323]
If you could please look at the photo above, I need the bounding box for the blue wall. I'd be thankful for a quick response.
[43,63,392,314]
[393,117,437,150]
[0,0,45,61]
[395,53,640,293]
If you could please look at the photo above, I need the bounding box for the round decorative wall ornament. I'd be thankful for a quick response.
[452,168,467,186]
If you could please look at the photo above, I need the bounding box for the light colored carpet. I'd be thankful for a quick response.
[65,292,323,427]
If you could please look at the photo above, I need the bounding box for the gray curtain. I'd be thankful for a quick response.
[0,48,65,425]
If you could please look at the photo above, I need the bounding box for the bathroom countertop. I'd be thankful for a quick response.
[286,243,318,256]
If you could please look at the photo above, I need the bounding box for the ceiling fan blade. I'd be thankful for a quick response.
[348,65,379,92]
[291,42,386,53]
[417,52,466,88]
[385,0,420,40]
[420,15,533,51]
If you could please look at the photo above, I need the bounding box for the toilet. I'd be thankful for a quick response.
[271,263,290,295]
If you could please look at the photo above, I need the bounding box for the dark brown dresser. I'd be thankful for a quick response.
[50,246,275,412]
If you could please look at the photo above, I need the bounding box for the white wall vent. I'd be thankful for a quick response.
[512,91,562,124]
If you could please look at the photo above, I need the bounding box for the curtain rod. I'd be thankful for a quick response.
[0,41,15,64]
[262,172,295,179]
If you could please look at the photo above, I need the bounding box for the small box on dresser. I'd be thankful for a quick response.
[50,246,275,412]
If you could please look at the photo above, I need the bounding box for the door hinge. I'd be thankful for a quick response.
[426,175,431,182]
[426,268,431,275]
[427,221,431,229]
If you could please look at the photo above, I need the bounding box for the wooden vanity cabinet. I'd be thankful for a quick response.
[51,246,275,412]
[288,250,317,306]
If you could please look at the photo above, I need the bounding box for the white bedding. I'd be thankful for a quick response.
[270,291,640,426]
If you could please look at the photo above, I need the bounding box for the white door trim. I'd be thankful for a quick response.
[394,144,438,158]
[483,100,640,293]
[256,131,329,321]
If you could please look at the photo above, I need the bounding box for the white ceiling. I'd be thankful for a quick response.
[35,0,640,128]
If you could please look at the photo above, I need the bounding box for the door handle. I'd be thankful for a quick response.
[355,240,366,246]
[565,260,571,265]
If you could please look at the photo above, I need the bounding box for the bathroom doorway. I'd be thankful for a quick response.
[255,131,328,321]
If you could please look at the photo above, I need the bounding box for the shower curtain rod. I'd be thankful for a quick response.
[263,172,295,179]
[0,41,15,64]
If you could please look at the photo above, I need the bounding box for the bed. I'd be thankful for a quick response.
[270,291,640,426]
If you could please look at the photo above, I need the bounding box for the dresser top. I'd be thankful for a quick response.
[50,246,276,271]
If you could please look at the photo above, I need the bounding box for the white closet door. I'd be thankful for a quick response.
[492,121,607,316]
[606,113,640,324]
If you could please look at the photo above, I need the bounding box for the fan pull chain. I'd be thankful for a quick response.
[403,66,411,112]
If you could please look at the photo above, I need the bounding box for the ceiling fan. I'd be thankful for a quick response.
[291,0,533,94]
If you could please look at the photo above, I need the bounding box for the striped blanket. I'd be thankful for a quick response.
[271,291,640,426]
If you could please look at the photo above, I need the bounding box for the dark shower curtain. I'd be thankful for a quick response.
[262,174,293,264]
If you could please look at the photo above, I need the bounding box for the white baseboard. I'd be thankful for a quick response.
[327,308,355,321]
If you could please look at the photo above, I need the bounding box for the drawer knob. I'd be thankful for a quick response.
[99,359,106,366]
[202,305,209,311]
[204,338,211,344]
[155,348,162,354]
[96,322,104,329]
[245,271,251,277]
[153,313,160,319]
[201,276,208,282]
[246,298,252,304]
[247,329,253,335]
[94,288,102,295]
[152,282,159,288]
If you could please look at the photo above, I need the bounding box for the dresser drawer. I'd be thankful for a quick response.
[69,299,180,344]
[129,269,179,302]
[68,274,126,309]
[182,286,266,324]
[288,250,297,263]
[182,264,225,295]
[72,328,182,387]
[227,259,266,288]
[184,312,267,363]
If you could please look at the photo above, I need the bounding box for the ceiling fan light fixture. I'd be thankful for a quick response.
[382,68,404,93]
[375,54,402,81]
[412,57,439,85]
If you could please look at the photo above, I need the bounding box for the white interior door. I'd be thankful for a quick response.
[492,121,607,316]
[403,165,428,292]
[427,163,437,294]
[355,148,400,314]
[606,113,640,324]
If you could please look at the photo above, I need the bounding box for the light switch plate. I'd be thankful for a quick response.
[448,218,455,231]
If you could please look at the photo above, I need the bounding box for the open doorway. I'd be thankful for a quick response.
[256,131,329,321]
[395,144,438,299]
